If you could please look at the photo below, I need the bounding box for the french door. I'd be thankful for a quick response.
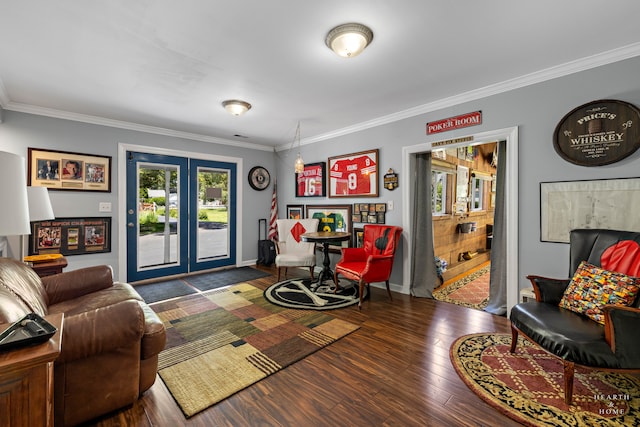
[126,151,237,282]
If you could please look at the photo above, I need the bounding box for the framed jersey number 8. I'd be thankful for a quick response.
[295,162,326,197]
[328,149,379,198]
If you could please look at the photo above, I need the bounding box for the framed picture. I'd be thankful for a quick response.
[295,162,326,197]
[328,149,379,197]
[540,178,640,243]
[28,217,112,256]
[353,227,364,248]
[286,204,304,219]
[28,148,112,192]
[305,204,352,234]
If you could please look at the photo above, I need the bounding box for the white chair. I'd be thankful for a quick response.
[275,218,319,282]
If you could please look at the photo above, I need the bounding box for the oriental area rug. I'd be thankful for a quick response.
[433,265,490,310]
[450,333,640,427]
[151,282,360,418]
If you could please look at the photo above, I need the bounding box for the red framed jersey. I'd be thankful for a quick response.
[330,155,376,196]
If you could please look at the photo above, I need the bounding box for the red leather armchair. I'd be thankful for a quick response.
[333,225,402,309]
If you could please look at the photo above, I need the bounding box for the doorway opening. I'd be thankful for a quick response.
[432,142,497,309]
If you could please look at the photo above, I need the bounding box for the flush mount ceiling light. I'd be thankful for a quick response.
[325,23,373,58]
[222,99,252,116]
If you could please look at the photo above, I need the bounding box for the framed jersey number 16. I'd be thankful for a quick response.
[295,162,326,197]
[328,149,379,198]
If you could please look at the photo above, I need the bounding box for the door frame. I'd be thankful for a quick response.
[117,143,243,283]
[401,126,519,314]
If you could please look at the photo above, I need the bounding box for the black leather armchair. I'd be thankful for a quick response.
[510,229,640,405]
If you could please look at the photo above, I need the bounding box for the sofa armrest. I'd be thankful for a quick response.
[57,299,144,363]
[43,265,114,305]
[603,305,640,367]
[526,275,570,304]
[138,302,166,360]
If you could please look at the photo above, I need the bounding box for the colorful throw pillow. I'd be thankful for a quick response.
[559,261,640,324]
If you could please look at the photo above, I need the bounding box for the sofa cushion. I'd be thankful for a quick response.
[510,302,620,368]
[559,261,639,324]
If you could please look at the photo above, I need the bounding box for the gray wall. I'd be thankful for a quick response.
[2,55,639,295]
[278,55,640,294]
[0,112,276,278]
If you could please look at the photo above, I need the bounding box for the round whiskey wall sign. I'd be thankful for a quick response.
[553,99,640,166]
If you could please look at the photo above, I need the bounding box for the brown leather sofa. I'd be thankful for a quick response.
[0,258,166,426]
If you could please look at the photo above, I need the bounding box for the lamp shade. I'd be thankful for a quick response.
[0,151,30,236]
[27,186,55,222]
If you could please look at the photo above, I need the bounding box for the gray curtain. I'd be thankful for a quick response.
[484,141,507,315]
[410,152,438,297]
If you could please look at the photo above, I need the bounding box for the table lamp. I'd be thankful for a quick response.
[25,186,55,258]
[0,151,30,259]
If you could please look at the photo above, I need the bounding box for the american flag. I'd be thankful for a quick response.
[268,180,278,241]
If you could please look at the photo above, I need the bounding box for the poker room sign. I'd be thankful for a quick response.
[553,99,640,166]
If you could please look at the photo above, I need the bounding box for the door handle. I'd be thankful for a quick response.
[128,222,135,228]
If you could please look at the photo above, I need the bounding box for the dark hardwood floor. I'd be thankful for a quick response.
[90,266,522,427]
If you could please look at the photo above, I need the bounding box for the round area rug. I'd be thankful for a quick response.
[264,277,365,310]
[450,333,640,427]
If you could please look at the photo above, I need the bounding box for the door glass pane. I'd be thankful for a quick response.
[137,163,180,269]
[196,167,230,261]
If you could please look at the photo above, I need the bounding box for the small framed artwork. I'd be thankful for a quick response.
[328,149,379,198]
[28,148,111,192]
[286,204,304,219]
[295,162,326,197]
[353,227,364,248]
[28,217,112,256]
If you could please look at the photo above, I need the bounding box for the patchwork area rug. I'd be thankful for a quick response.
[152,283,360,417]
[433,265,489,309]
[264,277,365,310]
[450,333,640,426]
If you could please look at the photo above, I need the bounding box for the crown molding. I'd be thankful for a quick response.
[2,101,274,152]
[287,42,640,149]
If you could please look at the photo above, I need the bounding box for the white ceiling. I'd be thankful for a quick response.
[1,1,640,150]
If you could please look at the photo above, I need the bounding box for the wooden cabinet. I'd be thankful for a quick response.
[0,313,63,427]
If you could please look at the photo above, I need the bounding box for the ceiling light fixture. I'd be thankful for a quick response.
[222,99,252,116]
[292,122,305,174]
[325,23,373,58]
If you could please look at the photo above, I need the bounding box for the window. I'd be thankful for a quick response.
[470,176,484,211]
[432,171,447,215]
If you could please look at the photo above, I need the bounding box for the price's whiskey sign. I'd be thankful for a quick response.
[554,99,640,166]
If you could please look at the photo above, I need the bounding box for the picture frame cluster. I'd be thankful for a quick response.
[352,203,386,224]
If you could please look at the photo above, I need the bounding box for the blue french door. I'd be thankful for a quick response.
[189,158,237,272]
[126,152,236,282]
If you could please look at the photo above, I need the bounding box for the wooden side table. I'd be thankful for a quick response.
[0,313,63,427]
[29,257,68,278]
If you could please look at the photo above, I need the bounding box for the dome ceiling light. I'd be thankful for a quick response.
[325,23,373,58]
[222,99,252,116]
